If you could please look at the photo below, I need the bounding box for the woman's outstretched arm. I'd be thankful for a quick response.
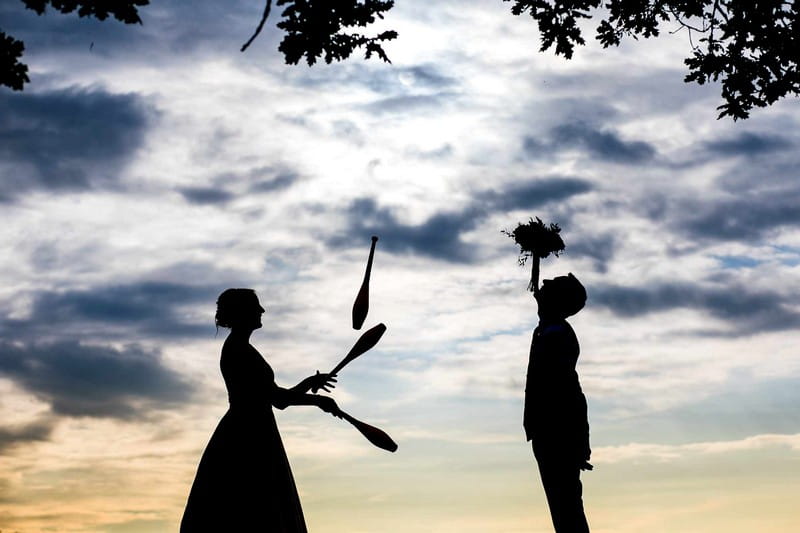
[291,372,337,394]
[272,385,341,418]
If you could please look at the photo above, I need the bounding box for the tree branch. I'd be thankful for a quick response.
[241,0,272,52]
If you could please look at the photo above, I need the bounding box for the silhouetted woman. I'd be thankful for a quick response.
[181,288,339,532]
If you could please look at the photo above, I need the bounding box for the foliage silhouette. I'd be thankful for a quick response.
[4,0,795,119]
[1,31,28,90]
[273,0,397,65]
[3,0,396,91]
[504,0,799,119]
[3,0,148,91]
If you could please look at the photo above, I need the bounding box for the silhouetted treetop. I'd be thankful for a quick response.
[2,0,148,92]
[504,0,799,119]
[273,0,397,65]
[3,0,797,120]
[3,0,395,91]
[1,31,28,90]
[21,0,148,23]
[240,0,397,64]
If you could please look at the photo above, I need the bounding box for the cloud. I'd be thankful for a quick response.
[1,281,217,340]
[551,122,656,163]
[103,519,172,533]
[179,186,235,205]
[523,122,656,164]
[567,234,616,273]
[0,87,153,200]
[678,189,800,242]
[594,433,800,464]
[398,65,458,90]
[592,375,800,446]
[288,62,456,94]
[541,68,713,119]
[328,177,593,262]
[181,166,300,204]
[0,417,56,453]
[591,282,800,335]
[1,0,258,61]
[0,341,192,419]
[248,170,300,193]
[477,177,593,212]
[363,92,457,115]
[704,132,794,157]
[405,143,454,160]
[330,197,483,262]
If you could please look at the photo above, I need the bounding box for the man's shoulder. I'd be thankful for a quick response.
[532,320,579,356]
[538,320,575,337]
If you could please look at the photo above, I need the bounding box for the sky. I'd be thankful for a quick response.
[1,1,799,532]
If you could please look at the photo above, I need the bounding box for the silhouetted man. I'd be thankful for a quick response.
[525,273,590,533]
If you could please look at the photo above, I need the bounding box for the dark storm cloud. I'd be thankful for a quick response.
[0,417,56,453]
[551,122,656,163]
[400,65,457,89]
[332,198,483,262]
[591,282,800,335]
[179,186,235,205]
[523,122,656,164]
[631,143,800,244]
[704,132,793,157]
[567,234,616,273]
[249,170,299,193]
[1,0,256,60]
[329,177,593,262]
[187,166,300,202]
[542,68,712,118]
[0,341,192,419]
[475,178,593,211]
[0,88,153,200]
[2,281,216,340]
[679,189,800,242]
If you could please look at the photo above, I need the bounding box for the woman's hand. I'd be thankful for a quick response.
[316,395,342,418]
[309,371,337,393]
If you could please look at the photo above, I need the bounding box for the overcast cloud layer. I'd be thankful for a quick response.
[1,1,799,532]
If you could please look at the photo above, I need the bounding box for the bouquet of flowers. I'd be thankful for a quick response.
[503,217,565,292]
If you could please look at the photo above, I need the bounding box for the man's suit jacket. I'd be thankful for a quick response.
[524,319,590,460]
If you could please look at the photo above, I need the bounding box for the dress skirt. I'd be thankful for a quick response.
[181,406,307,532]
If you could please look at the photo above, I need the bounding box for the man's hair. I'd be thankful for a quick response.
[551,273,586,318]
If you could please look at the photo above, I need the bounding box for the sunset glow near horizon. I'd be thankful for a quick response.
[1,1,799,532]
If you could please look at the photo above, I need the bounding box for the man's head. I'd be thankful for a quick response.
[535,273,586,320]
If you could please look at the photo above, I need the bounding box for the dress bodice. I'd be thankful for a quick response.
[221,342,276,410]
